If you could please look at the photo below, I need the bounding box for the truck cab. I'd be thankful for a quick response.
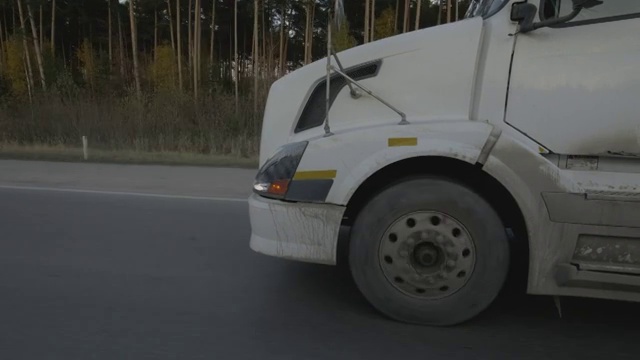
[248,0,640,326]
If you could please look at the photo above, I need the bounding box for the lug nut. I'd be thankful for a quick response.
[446,260,456,268]
[446,246,457,257]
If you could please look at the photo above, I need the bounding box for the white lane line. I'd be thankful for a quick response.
[0,184,248,203]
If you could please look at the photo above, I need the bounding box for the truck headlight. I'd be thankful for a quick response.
[253,141,308,199]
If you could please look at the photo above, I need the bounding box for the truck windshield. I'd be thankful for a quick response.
[466,0,510,18]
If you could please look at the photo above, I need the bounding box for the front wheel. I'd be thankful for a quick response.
[348,176,510,326]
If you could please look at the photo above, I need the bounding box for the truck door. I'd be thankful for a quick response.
[505,1,640,280]
[506,0,640,157]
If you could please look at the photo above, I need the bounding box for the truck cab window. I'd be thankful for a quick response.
[465,0,509,19]
[542,0,561,19]
[541,0,640,23]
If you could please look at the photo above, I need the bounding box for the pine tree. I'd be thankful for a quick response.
[376,7,396,40]
[333,18,356,52]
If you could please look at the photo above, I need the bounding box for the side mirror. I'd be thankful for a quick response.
[510,2,538,33]
[511,0,604,34]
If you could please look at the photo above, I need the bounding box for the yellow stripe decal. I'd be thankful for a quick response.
[293,170,338,180]
[388,137,418,147]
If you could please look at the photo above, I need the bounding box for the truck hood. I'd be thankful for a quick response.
[259,17,485,166]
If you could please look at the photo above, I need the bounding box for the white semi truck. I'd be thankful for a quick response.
[248,0,640,326]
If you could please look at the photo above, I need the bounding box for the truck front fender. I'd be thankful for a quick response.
[293,120,495,206]
[480,133,583,294]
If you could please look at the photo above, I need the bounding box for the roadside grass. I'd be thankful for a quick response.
[0,83,267,169]
[0,143,258,168]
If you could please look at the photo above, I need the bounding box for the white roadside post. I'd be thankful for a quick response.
[82,136,88,160]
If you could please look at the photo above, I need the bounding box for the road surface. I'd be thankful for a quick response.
[0,160,636,359]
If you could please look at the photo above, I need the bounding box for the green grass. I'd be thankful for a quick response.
[0,143,258,168]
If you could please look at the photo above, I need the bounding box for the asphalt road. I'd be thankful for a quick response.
[0,160,637,359]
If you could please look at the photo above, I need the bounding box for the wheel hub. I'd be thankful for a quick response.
[378,211,476,299]
[413,242,441,268]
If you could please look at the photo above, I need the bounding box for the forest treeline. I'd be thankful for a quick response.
[0,0,470,157]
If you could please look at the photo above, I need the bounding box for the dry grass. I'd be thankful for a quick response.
[0,73,270,166]
[0,143,258,168]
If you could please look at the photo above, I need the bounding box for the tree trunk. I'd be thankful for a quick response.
[261,1,266,66]
[193,0,200,99]
[228,19,232,83]
[154,9,158,63]
[394,0,399,34]
[253,0,258,113]
[153,7,158,89]
[167,0,175,55]
[0,17,4,73]
[244,16,250,79]
[129,0,141,98]
[118,10,125,79]
[61,36,66,64]
[16,0,34,93]
[369,0,376,41]
[0,14,4,49]
[447,0,451,23]
[303,2,308,64]
[278,4,285,76]
[187,0,192,81]
[50,0,55,56]
[308,2,314,62]
[3,10,8,42]
[197,1,202,93]
[23,52,33,102]
[304,1,310,64]
[437,0,442,25]
[371,0,376,41]
[108,0,112,70]
[198,1,203,94]
[209,0,215,66]
[364,0,370,43]
[39,5,42,50]
[176,0,183,90]
[234,0,238,114]
[415,0,421,30]
[25,1,46,90]
[283,22,289,73]
[456,0,459,21]
[242,30,248,77]
[403,0,409,33]
[267,30,273,81]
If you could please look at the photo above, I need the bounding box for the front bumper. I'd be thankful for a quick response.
[248,194,346,265]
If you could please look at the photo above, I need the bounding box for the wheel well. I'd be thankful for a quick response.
[340,156,529,285]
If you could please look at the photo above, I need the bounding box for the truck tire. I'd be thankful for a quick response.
[349,176,510,326]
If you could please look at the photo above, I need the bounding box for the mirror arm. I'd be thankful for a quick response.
[513,0,603,34]
[516,5,583,34]
[529,8,581,32]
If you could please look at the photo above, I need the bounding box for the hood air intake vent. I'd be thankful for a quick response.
[294,60,382,133]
